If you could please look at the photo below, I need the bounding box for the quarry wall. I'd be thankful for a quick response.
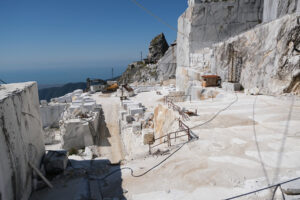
[0,82,45,200]
[263,0,300,22]
[157,44,177,81]
[176,0,300,95]
[177,0,264,91]
[178,13,300,95]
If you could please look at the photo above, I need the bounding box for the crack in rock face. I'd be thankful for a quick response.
[288,25,300,52]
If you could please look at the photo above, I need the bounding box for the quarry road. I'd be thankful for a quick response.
[92,93,124,164]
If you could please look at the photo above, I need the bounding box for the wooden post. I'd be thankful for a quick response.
[28,162,53,189]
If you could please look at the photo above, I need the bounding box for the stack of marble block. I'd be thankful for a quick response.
[120,100,145,134]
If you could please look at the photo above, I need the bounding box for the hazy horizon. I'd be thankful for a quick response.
[1,64,128,85]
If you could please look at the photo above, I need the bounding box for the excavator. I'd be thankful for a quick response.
[120,84,134,100]
[106,82,119,92]
[86,78,119,93]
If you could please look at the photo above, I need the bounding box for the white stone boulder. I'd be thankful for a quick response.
[44,150,68,175]
[0,82,45,200]
[129,107,144,116]
[124,102,140,110]
[60,112,100,150]
[40,103,66,128]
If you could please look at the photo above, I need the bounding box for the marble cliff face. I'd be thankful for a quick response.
[176,0,300,95]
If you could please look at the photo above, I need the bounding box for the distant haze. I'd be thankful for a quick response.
[0,64,128,85]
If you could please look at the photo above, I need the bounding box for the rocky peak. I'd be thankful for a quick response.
[148,33,169,63]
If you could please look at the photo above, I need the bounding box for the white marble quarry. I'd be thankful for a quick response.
[40,103,66,128]
[0,82,45,200]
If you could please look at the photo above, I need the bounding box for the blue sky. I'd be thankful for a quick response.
[0,0,187,84]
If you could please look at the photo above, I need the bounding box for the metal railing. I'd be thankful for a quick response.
[166,99,190,121]
[149,119,193,154]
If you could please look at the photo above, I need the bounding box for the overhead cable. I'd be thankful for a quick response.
[129,0,188,38]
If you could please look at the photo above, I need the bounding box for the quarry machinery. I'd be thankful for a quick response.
[201,75,221,87]
[120,84,134,100]
[106,82,119,92]
[86,78,106,92]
